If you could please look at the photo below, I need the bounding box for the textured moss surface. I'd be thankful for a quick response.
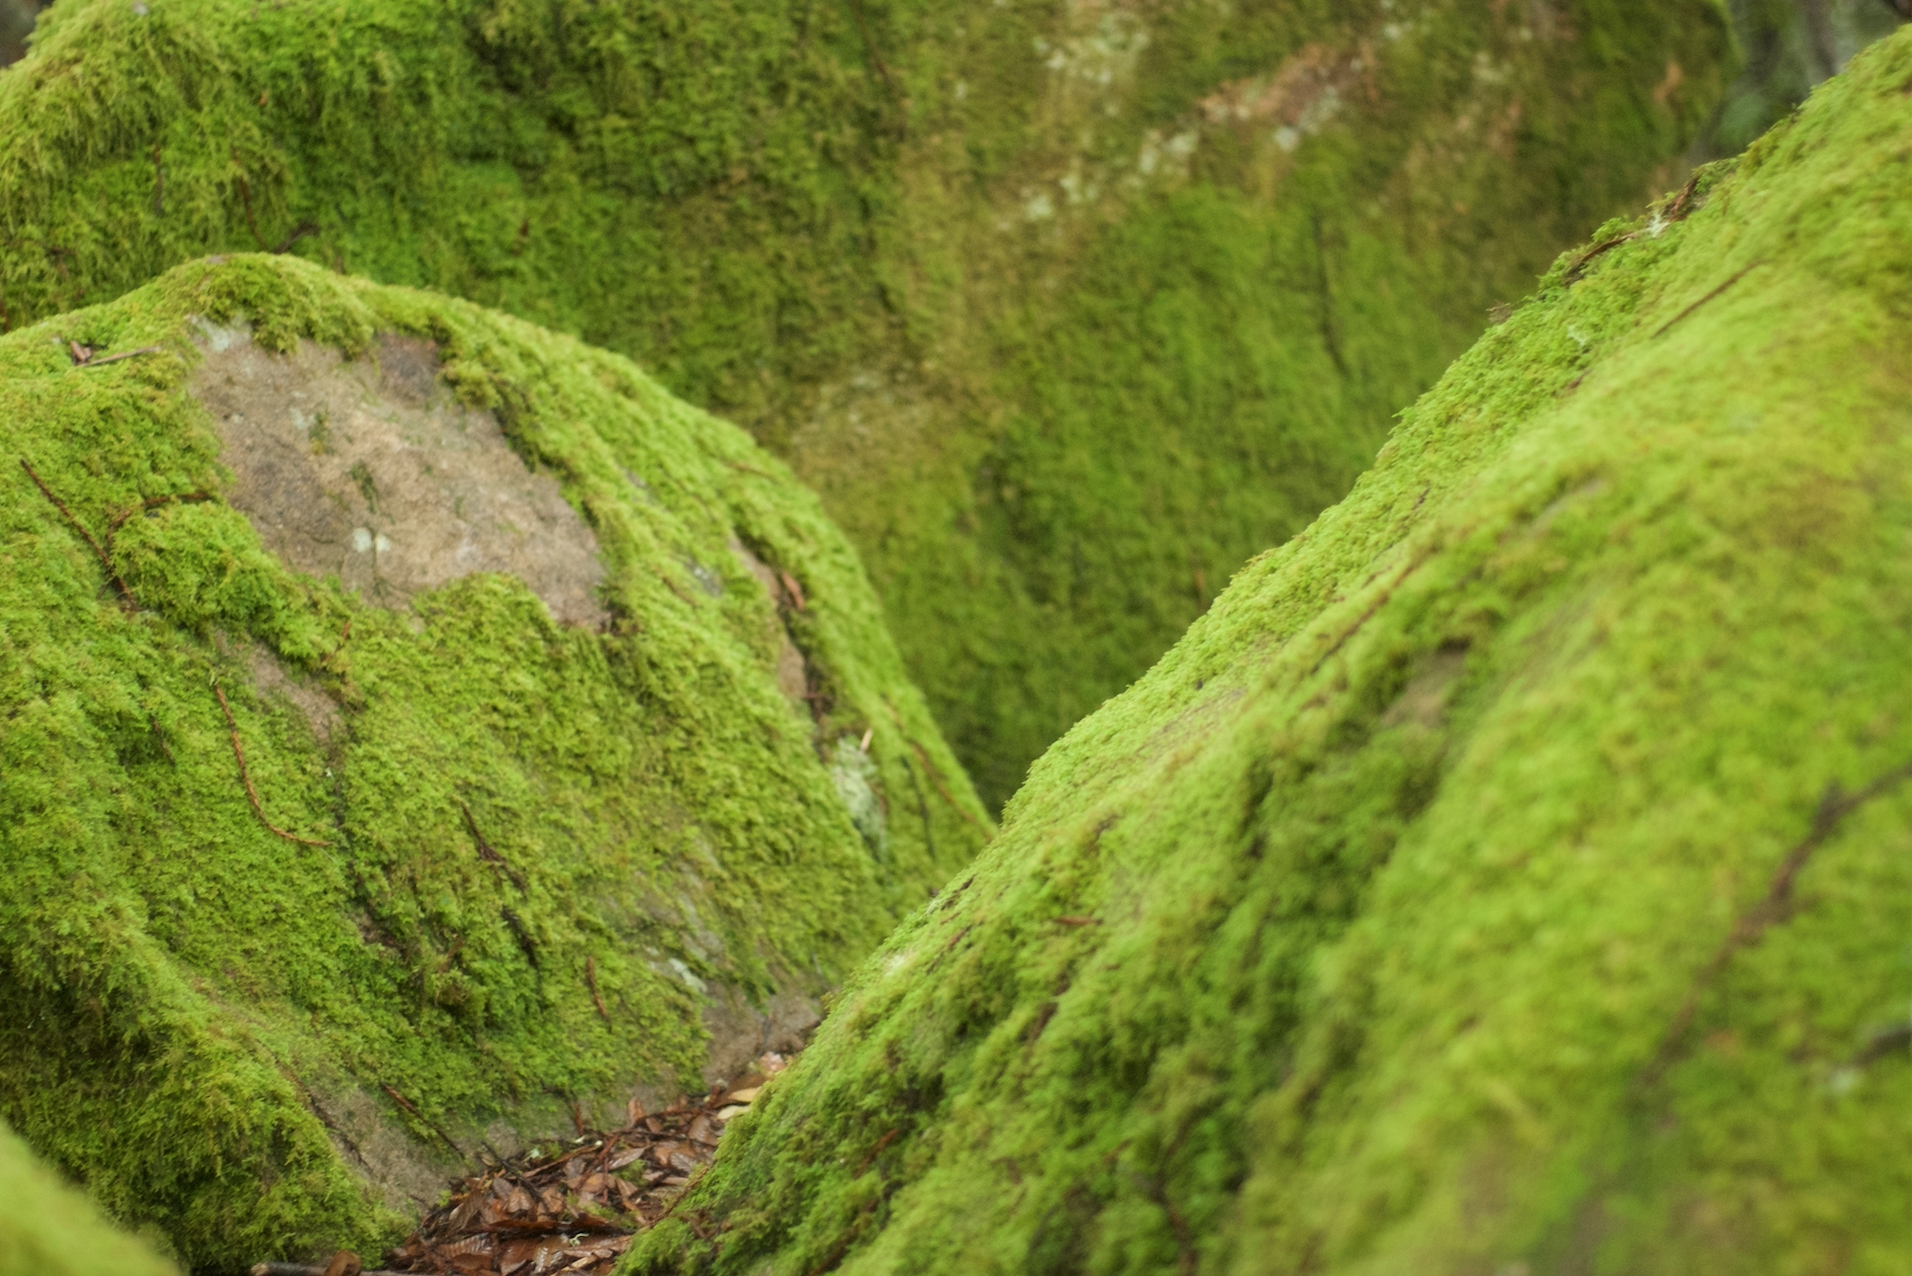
[0,0,1731,805]
[0,1118,180,1276]
[627,29,1912,1276]
[0,253,987,1270]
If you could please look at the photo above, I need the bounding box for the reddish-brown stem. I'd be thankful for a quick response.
[19,457,136,608]
[586,954,611,1021]
[214,681,332,847]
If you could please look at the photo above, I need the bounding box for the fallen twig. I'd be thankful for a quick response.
[723,459,775,480]
[1639,756,1912,1090]
[881,700,987,831]
[19,457,136,608]
[854,1128,900,1175]
[1653,261,1764,338]
[107,490,214,536]
[1563,232,1637,284]
[234,153,270,252]
[214,680,333,847]
[80,344,166,368]
[379,1082,465,1157]
[779,569,807,611]
[842,0,906,137]
[274,219,320,254]
[459,800,526,891]
[586,954,611,1021]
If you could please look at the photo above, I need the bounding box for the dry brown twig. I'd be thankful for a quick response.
[214,680,333,847]
[19,457,136,609]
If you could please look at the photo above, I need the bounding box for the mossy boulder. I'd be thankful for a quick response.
[0,0,1732,804]
[627,28,1912,1276]
[0,253,989,1270]
[0,1118,180,1276]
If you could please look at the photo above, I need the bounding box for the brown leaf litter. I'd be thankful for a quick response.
[252,1054,787,1276]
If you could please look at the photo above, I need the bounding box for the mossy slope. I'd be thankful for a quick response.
[628,29,1912,1276]
[0,253,988,1270]
[0,0,1731,805]
[0,1118,180,1276]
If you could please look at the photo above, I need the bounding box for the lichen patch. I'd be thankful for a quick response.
[191,324,608,628]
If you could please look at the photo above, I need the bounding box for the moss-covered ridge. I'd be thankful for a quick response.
[0,0,1732,805]
[0,1118,180,1276]
[0,253,988,1270]
[628,29,1912,1276]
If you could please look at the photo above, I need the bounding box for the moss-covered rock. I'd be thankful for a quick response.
[0,252,988,1269]
[627,27,1912,1276]
[0,0,1732,805]
[0,1118,180,1276]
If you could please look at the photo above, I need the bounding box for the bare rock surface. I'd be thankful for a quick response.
[192,322,607,628]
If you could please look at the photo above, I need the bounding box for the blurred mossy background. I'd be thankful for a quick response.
[0,0,37,65]
[1699,0,1908,156]
[0,0,1735,812]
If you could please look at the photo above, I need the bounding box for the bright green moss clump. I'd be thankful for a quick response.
[0,0,1731,805]
[0,1119,180,1276]
[628,28,1912,1276]
[0,253,987,1269]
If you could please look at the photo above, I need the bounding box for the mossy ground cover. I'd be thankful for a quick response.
[0,1118,179,1276]
[0,0,1731,805]
[626,28,1912,1275]
[0,253,988,1270]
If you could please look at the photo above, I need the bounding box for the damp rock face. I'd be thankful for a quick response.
[0,0,1733,806]
[629,32,1912,1276]
[0,1119,178,1276]
[0,255,989,1270]
[194,325,608,627]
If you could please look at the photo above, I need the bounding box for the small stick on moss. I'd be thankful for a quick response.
[586,954,611,1021]
[214,680,333,847]
[459,799,526,891]
[319,617,353,670]
[1639,756,1912,1091]
[1662,168,1705,223]
[273,219,320,254]
[806,1195,879,1276]
[106,490,214,561]
[232,151,270,251]
[1306,544,1435,678]
[149,716,175,765]
[779,569,807,611]
[19,458,137,609]
[80,344,166,369]
[884,702,986,831]
[108,491,214,535]
[723,458,775,480]
[854,1128,900,1175]
[842,0,906,136]
[1562,232,1638,283]
[1653,261,1764,338]
[379,1082,466,1156]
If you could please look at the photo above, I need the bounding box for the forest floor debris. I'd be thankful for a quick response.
[256,1054,787,1276]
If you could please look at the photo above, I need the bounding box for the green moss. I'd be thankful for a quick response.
[0,0,1732,806]
[0,1118,181,1276]
[0,253,987,1270]
[626,28,1912,1275]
